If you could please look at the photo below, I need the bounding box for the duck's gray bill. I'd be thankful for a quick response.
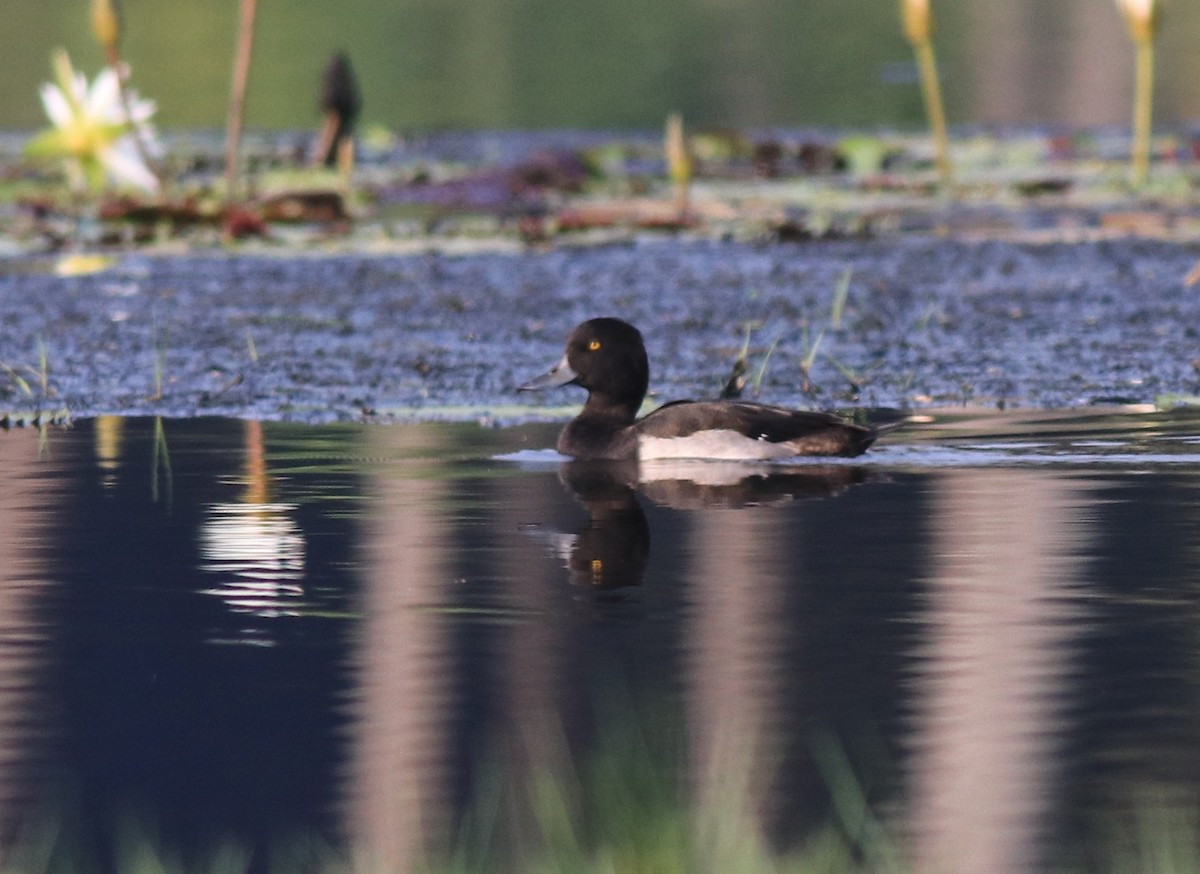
[518,355,578,391]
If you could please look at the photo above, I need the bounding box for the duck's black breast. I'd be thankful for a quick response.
[556,414,640,460]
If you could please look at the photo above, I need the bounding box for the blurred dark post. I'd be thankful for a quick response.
[313,52,362,169]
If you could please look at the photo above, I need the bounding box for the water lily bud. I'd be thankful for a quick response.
[1116,0,1160,44]
[91,0,121,54]
[901,0,932,45]
[50,49,79,109]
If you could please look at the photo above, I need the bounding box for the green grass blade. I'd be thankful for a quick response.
[831,267,852,329]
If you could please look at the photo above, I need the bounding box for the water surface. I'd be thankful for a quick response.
[3,411,1200,871]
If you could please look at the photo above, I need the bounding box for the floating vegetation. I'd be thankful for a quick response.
[5,0,1200,254]
[1155,393,1200,411]
[8,119,1200,254]
[53,252,115,276]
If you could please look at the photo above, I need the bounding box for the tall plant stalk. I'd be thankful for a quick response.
[900,0,951,187]
[913,39,950,185]
[224,0,258,204]
[90,0,163,194]
[1116,0,1160,188]
[664,112,691,221]
[1130,34,1154,187]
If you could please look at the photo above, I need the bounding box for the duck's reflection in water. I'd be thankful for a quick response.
[551,459,872,590]
[556,461,649,589]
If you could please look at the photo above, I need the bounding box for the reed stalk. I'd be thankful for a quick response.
[90,0,163,194]
[1116,0,1160,188]
[664,112,692,221]
[224,0,259,204]
[900,0,951,186]
[1130,36,1155,187]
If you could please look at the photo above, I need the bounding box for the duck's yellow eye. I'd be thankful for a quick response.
[588,339,602,351]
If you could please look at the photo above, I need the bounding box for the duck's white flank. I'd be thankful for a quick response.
[638,430,802,461]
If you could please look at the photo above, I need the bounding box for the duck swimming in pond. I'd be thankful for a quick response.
[519,317,888,461]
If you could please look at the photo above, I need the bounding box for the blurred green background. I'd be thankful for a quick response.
[4,0,1200,132]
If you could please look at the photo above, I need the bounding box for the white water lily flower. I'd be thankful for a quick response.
[26,49,161,195]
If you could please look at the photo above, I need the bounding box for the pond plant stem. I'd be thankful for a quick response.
[900,0,951,188]
[224,0,258,204]
[1131,37,1154,188]
[665,112,692,222]
[1116,0,1160,188]
[91,0,164,195]
[913,39,950,187]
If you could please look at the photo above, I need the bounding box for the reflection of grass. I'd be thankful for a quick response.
[7,737,1200,874]
[151,416,173,506]
[1059,788,1200,874]
[0,707,901,873]
[412,714,897,874]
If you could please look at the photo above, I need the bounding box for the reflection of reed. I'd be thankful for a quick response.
[198,503,306,615]
[197,421,306,620]
[151,417,173,506]
[906,470,1093,874]
[343,425,454,870]
[0,430,63,843]
[684,509,790,851]
[93,414,123,488]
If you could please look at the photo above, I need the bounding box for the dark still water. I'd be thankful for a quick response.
[3,412,1200,872]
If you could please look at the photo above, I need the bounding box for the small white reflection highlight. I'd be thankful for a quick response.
[198,502,307,617]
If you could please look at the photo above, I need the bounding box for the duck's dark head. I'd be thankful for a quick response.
[519,317,649,416]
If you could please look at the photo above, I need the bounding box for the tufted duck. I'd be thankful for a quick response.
[519,317,888,461]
